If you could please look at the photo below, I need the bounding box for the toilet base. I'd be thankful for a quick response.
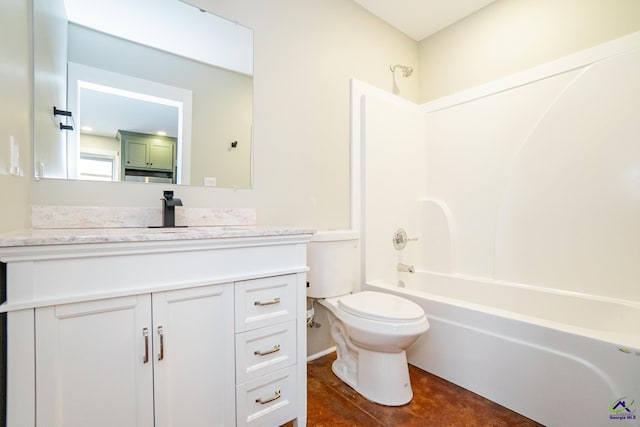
[332,347,413,406]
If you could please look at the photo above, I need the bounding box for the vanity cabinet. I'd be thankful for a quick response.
[0,230,312,427]
[35,294,155,427]
[235,275,299,426]
[35,284,235,427]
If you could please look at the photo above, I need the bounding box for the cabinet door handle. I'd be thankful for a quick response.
[157,326,165,361]
[254,344,280,356]
[256,390,281,405]
[254,297,280,306]
[143,328,149,364]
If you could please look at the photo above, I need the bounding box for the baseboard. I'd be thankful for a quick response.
[307,346,336,362]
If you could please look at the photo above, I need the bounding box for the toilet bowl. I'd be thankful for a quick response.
[307,230,429,406]
[318,291,428,406]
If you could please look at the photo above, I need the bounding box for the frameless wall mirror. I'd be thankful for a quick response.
[33,0,253,188]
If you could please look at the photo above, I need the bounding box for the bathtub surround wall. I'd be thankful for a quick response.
[359,93,425,288]
[355,31,640,305]
[425,38,640,303]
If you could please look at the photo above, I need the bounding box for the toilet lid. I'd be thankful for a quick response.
[337,291,424,323]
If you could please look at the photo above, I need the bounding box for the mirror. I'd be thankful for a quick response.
[33,0,253,188]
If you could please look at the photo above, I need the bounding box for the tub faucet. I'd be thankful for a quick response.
[397,263,415,273]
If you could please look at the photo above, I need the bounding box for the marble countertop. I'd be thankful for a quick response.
[0,226,316,248]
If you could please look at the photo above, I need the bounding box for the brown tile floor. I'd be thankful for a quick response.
[292,352,543,427]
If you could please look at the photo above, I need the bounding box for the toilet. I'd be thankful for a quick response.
[307,230,429,406]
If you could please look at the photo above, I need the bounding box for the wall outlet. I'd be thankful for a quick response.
[203,177,217,187]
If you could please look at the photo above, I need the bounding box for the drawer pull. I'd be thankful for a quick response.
[143,328,150,364]
[254,344,281,356]
[254,297,281,306]
[256,389,281,405]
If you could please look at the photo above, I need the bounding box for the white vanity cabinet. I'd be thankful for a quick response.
[152,285,236,427]
[235,275,299,426]
[35,284,236,427]
[35,294,156,427]
[0,230,313,427]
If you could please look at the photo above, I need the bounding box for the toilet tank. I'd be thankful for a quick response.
[307,229,359,298]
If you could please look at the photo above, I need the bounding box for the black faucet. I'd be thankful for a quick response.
[161,190,183,227]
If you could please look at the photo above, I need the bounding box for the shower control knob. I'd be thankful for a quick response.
[393,228,418,250]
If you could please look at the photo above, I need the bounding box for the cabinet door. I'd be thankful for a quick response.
[152,283,235,427]
[36,295,154,427]
[124,136,150,168]
[148,139,175,170]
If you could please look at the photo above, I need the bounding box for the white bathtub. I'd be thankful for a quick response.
[365,272,640,427]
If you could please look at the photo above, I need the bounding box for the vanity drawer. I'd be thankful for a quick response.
[236,320,297,383]
[235,275,297,332]
[236,365,297,427]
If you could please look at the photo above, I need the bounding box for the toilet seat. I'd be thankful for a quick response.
[337,291,424,323]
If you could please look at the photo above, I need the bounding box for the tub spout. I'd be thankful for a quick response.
[397,263,414,273]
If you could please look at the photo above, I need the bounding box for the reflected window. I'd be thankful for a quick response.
[78,152,116,181]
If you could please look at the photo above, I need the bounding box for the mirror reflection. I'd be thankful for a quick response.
[33,0,253,188]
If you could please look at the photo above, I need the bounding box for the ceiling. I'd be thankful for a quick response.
[80,89,179,138]
[67,0,250,142]
[353,0,496,41]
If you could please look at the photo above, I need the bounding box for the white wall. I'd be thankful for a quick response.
[418,0,640,102]
[0,0,31,232]
[80,134,118,154]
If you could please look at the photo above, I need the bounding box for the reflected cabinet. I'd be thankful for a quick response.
[118,130,177,182]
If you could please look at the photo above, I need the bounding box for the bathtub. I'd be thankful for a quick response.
[365,272,640,427]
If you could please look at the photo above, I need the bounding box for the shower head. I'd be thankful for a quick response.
[390,64,413,77]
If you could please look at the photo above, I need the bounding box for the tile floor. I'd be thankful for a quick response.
[293,352,543,427]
